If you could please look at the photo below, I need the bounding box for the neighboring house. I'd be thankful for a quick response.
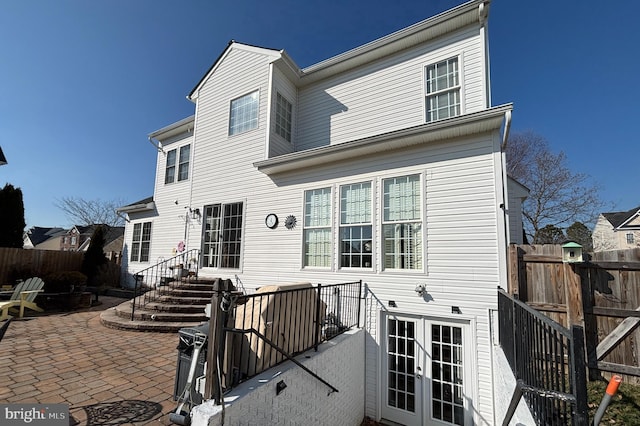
[592,205,640,252]
[119,1,523,424]
[22,227,66,250]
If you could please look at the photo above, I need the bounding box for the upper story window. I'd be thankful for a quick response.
[382,175,422,270]
[627,233,635,244]
[178,145,190,181]
[340,182,372,268]
[229,91,259,136]
[131,222,152,262]
[425,57,460,122]
[275,92,292,142]
[165,145,191,184]
[304,188,332,268]
[201,202,244,269]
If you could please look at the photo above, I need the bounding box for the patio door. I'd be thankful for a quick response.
[381,313,472,425]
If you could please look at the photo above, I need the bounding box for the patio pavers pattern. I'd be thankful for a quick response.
[0,297,182,425]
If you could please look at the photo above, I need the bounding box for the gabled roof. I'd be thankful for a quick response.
[602,205,640,229]
[188,42,282,100]
[188,0,489,98]
[116,197,155,214]
[25,227,66,246]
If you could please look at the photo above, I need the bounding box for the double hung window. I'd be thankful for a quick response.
[382,175,422,270]
[164,150,176,184]
[201,202,244,269]
[275,92,292,142]
[131,222,152,262]
[229,91,259,136]
[425,57,460,122]
[340,182,372,268]
[304,188,332,267]
[165,144,190,184]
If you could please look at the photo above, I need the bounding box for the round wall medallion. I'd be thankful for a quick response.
[265,213,278,229]
[284,215,297,230]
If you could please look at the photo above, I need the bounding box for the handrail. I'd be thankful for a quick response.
[131,249,200,320]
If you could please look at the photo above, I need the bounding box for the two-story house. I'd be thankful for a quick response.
[592,205,640,252]
[119,1,524,423]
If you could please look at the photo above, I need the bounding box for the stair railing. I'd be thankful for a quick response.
[131,249,200,320]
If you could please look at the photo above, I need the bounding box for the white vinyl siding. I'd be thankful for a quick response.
[229,90,259,136]
[296,26,483,151]
[383,175,422,270]
[130,222,151,262]
[304,188,332,268]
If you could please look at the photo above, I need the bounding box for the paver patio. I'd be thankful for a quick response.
[0,296,184,425]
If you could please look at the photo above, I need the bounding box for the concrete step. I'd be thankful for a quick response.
[100,303,206,333]
[113,302,208,322]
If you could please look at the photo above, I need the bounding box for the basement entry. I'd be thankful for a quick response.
[381,313,473,425]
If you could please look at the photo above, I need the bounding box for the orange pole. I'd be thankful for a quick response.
[593,375,622,425]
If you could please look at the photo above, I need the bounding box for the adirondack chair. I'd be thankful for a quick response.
[0,277,45,320]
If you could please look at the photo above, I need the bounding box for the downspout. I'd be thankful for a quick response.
[148,136,164,153]
[500,109,512,272]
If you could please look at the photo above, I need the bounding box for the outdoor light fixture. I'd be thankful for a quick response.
[276,380,287,395]
[452,306,462,314]
[0,146,6,166]
[190,208,201,220]
[415,284,427,297]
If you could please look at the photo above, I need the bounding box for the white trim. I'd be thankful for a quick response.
[265,63,274,159]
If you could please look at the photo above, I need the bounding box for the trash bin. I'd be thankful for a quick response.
[173,322,209,405]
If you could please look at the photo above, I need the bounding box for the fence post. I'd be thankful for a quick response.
[564,264,584,327]
[314,284,322,351]
[508,244,520,298]
[571,325,589,426]
[357,280,362,328]
[205,278,224,404]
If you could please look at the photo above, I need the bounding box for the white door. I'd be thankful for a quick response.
[382,313,471,426]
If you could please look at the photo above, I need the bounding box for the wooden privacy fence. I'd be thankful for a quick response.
[0,248,84,285]
[508,244,640,383]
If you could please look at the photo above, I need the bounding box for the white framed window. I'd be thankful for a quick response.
[275,92,292,142]
[229,90,259,136]
[340,182,372,268]
[131,222,152,262]
[201,202,244,269]
[382,174,422,270]
[425,57,460,122]
[165,149,176,184]
[71,236,77,245]
[304,188,332,268]
[178,145,190,181]
[627,233,635,244]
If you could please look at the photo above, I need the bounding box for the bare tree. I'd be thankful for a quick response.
[506,131,605,243]
[56,196,125,227]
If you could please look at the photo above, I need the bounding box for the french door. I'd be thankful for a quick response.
[382,313,472,425]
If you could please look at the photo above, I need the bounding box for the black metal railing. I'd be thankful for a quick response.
[218,281,362,392]
[498,288,588,426]
[131,249,200,320]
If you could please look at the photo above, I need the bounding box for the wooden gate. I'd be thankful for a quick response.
[508,245,640,383]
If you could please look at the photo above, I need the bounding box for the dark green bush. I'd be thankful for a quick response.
[44,271,87,293]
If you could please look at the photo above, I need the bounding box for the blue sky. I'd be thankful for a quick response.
[1,0,638,228]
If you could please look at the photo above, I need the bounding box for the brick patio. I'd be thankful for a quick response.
[0,296,184,425]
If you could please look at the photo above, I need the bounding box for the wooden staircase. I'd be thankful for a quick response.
[100,278,217,332]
